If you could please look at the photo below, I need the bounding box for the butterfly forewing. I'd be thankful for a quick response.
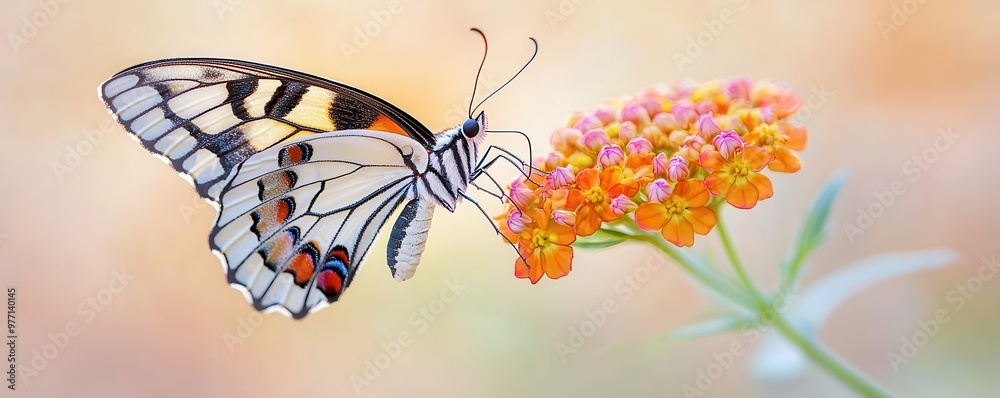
[210,132,428,318]
[99,58,436,201]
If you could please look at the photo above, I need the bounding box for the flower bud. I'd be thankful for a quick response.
[668,130,688,148]
[552,209,577,227]
[506,209,531,234]
[713,131,744,159]
[694,99,717,115]
[626,137,653,156]
[550,127,582,152]
[580,129,611,152]
[620,104,651,126]
[652,152,668,176]
[543,152,565,170]
[640,124,664,146]
[639,98,664,117]
[677,146,700,163]
[653,112,682,132]
[618,121,638,142]
[593,107,616,125]
[573,115,604,132]
[671,102,697,126]
[646,179,672,203]
[610,194,638,215]
[545,166,575,190]
[509,179,534,207]
[682,134,706,151]
[666,156,689,182]
[695,113,722,139]
[598,145,625,168]
[727,78,753,101]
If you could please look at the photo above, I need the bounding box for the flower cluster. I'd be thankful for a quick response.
[498,78,808,283]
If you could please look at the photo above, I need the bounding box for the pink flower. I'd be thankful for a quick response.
[626,137,653,155]
[646,179,672,203]
[727,78,753,101]
[545,166,575,190]
[507,209,531,233]
[598,145,625,168]
[550,127,582,153]
[509,179,533,207]
[574,115,604,132]
[621,104,651,126]
[618,121,638,142]
[667,156,689,182]
[713,131,744,159]
[652,152,669,176]
[581,129,611,152]
[639,98,664,117]
[672,102,697,126]
[653,112,682,132]
[543,152,565,170]
[695,113,723,139]
[610,194,637,215]
[593,107,616,125]
[683,134,707,151]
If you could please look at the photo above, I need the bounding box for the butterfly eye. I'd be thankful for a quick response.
[462,118,480,138]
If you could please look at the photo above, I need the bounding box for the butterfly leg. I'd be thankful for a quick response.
[460,192,531,269]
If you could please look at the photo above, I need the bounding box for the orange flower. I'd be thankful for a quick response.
[514,207,576,284]
[744,122,807,173]
[574,168,623,236]
[701,145,774,209]
[634,180,717,247]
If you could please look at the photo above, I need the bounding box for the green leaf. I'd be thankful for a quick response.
[573,228,631,250]
[573,237,627,250]
[782,171,848,286]
[752,248,958,382]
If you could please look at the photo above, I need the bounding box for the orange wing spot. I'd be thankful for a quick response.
[288,252,316,285]
[367,114,408,136]
[286,145,303,163]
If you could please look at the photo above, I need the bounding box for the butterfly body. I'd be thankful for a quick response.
[101,58,490,318]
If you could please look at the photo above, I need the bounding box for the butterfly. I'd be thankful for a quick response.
[99,30,538,319]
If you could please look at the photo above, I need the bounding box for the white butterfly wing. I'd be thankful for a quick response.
[209,131,427,318]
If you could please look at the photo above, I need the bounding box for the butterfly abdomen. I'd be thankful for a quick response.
[387,200,436,281]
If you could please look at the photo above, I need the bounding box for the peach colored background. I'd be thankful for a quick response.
[1,0,997,396]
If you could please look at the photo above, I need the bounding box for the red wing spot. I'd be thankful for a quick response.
[278,143,313,167]
[368,114,408,137]
[327,246,351,267]
[317,270,343,295]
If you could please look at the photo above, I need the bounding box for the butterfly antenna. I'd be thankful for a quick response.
[468,28,489,119]
[471,36,538,116]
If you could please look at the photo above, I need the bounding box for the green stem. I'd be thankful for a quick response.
[597,226,751,306]
[714,216,892,398]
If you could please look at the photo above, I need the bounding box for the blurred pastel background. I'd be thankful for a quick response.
[1,0,997,396]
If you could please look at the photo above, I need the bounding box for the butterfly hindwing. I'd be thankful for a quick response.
[99,58,436,201]
[209,131,429,318]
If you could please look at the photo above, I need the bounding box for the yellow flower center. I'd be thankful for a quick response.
[753,124,786,149]
[664,197,689,217]
[722,160,752,178]
[584,185,606,203]
[531,228,554,249]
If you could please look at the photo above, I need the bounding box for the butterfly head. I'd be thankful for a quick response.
[462,111,488,139]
